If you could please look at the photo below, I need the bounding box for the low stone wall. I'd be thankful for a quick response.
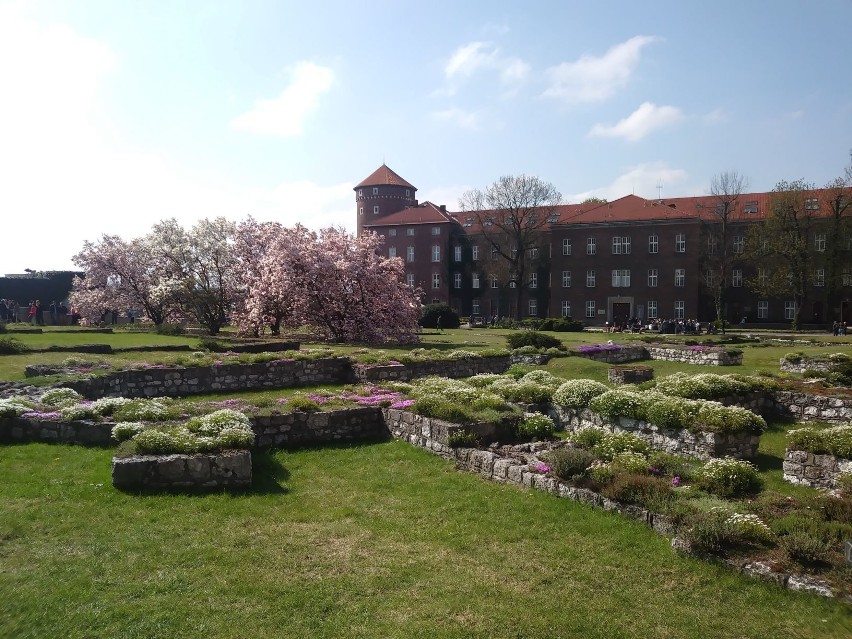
[382,408,516,451]
[771,390,852,423]
[645,346,742,366]
[549,407,760,459]
[60,357,355,399]
[780,358,837,374]
[573,346,647,364]
[510,353,552,366]
[0,416,113,446]
[608,366,654,384]
[252,407,387,448]
[354,356,511,383]
[111,450,252,490]
[782,449,852,490]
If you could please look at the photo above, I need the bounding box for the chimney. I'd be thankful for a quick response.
[440,204,446,213]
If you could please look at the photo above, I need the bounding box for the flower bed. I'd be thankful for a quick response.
[572,344,646,363]
[783,425,852,490]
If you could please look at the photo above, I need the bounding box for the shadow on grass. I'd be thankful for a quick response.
[752,451,783,474]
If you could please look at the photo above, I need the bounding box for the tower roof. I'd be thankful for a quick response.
[355,164,416,190]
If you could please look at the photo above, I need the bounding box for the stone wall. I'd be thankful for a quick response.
[608,366,654,384]
[779,358,837,374]
[111,450,252,490]
[549,407,760,459]
[645,346,743,366]
[354,356,511,383]
[382,408,516,451]
[782,449,852,490]
[771,390,852,424]
[60,358,355,399]
[573,346,647,364]
[252,407,387,448]
[0,416,113,446]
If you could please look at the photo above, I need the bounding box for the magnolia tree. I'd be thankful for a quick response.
[69,235,178,325]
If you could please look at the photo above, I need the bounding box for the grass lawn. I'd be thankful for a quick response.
[1,441,850,639]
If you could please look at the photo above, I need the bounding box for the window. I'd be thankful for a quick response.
[406,246,415,263]
[561,270,572,288]
[562,238,572,255]
[815,269,825,287]
[405,189,410,197]
[647,269,658,287]
[805,198,819,211]
[744,200,759,214]
[844,268,852,287]
[359,207,364,216]
[757,301,768,319]
[648,235,658,254]
[358,189,363,197]
[785,301,796,320]
[372,187,379,195]
[472,299,480,315]
[758,268,767,286]
[674,301,685,319]
[815,233,826,252]
[472,273,481,289]
[373,205,379,215]
[431,245,441,262]
[733,236,744,254]
[431,226,441,236]
[611,236,631,255]
[675,233,686,253]
[674,268,686,287]
[406,273,414,287]
[586,270,596,287]
[707,235,718,254]
[561,300,571,318]
[529,273,538,289]
[611,269,631,287]
[453,246,462,262]
[705,270,717,288]
[647,300,657,319]
[529,246,539,259]
[388,247,397,258]
[732,269,743,287]
[406,228,415,236]
[388,228,397,237]
[490,274,498,288]
[453,273,462,289]
[528,300,538,316]
[585,301,596,318]
[472,245,480,261]
[432,274,440,289]
[586,237,597,255]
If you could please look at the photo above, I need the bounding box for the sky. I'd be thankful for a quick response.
[2,0,852,275]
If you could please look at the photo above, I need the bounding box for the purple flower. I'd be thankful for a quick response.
[671,475,682,487]
[21,411,62,420]
[390,399,415,409]
[532,461,551,474]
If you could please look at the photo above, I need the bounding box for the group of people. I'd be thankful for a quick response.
[607,317,705,335]
[831,320,848,336]
[0,299,76,326]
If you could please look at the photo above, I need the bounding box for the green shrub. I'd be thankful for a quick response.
[838,473,852,497]
[570,427,607,449]
[60,404,97,421]
[420,303,461,329]
[447,430,480,448]
[516,413,555,440]
[587,462,617,485]
[610,451,651,474]
[155,323,186,336]
[600,472,673,509]
[197,336,224,351]
[589,389,648,420]
[0,336,26,354]
[787,425,852,458]
[287,397,322,412]
[466,373,504,388]
[682,510,736,554]
[505,364,533,379]
[412,395,470,423]
[521,370,563,389]
[0,397,35,417]
[111,422,146,442]
[694,458,762,497]
[813,494,852,524]
[552,379,609,408]
[112,399,172,422]
[505,331,565,351]
[783,352,804,363]
[500,381,553,404]
[0,321,5,333]
[537,317,584,332]
[647,451,695,481]
[91,397,132,416]
[39,388,83,407]
[694,402,765,434]
[543,447,596,480]
[592,432,648,461]
[780,531,832,566]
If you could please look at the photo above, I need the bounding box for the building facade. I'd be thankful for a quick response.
[357,164,850,327]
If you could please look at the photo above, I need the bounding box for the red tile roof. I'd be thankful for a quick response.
[355,164,416,190]
[560,194,698,224]
[362,202,456,226]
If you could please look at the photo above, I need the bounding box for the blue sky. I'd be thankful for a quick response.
[2,0,851,274]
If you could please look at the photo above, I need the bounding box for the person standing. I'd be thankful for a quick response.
[49,301,57,325]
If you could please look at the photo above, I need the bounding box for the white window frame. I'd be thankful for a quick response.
[529,273,538,289]
[561,270,571,288]
[674,268,686,287]
[432,274,441,289]
[562,238,572,256]
[647,269,658,287]
[406,228,415,236]
[586,237,596,255]
[561,300,571,318]
[648,235,658,254]
[733,236,744,254]
[586,270,596,287]
[372,187,379,195]
[453,245,462,262]
[406,273,415,287]
[675,233,686,253]
[674,301,685,319]
[815,233,826,252]
[472,299,480,316]
[490,274,498,289]
[453,273,462,289]
[815,268,825,287]
[431,226,441,236]
[647,301,657,319]
[785,301,796,320]
[611,236,631,255]
[472,245,480,261]
[732,269,743,287]
[757,301,768,319]
[528,299,538,317]
[611,269,631,287]
[388,228,397,237]
[472,273,480,289]
[388,246,397,258]
[373,205,379,215]
[585,301,596,318]
[406,246,415,263]
[431,245,441,262]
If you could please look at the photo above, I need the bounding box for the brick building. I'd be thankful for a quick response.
[356,164,850,327]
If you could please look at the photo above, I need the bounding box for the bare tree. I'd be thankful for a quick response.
[459,175,562,320]
[700,170,749,333]
[745,179,818,330]
[821,151,852,321]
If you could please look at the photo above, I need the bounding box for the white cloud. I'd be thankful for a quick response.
[242,180,355,231]
[570,162,689,202]
[431,108,481,130]
[701,108,728,125]
[230,61,334,137]
[588,102,683,141]
[439,41,529,96]
[543,35,659,103]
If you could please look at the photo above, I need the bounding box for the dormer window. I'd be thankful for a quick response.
[744,200,758,213]
[805,198,819,210]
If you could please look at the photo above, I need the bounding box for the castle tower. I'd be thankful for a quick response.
[354,164,417,235]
